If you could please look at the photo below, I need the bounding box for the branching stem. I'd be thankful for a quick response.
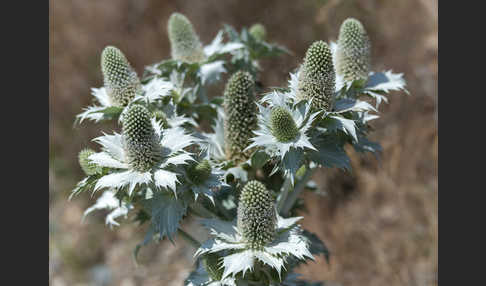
[177,228,201,248]
[280,166,316,216]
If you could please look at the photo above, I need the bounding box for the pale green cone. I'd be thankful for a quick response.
[249,23,266,41]
[335,18,371,82]
[168,13,206,63]
[122,105,161,172]
[101,46,141,107]
[78,148,102,175]
[237,180,277,250]
[270,107,299,142]
[187,160,211,185]
[297,41,336,111]
[223,71,257,162]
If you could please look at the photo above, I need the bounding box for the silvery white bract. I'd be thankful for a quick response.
[83,189,133,228]
[195,215,313,280]
[88,119,197,196]
[246,91,320,183]
[329,41,408,108]
[185,263,237,286]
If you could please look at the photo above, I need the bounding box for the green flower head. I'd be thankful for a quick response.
[223,71,257,162]
[101,46,141,107]
[297,40,335,111]
[249,23,266,41]
[122,105,161,172]
[237,180,276,250]
[187,160,212,185]
[168,13,206,63]
[270,106,300,142]
[78,148,102,176]
[336,18,371,82]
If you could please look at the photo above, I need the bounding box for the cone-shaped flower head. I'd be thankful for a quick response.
[122,105,161,172]
[237,180,277,250]
[335,18,371,82]
[78,148,102,175]
[101,46,141,107]
[187,160,211,185]
[270,106,300,142]
[223,71,258,161]
[168,13,206,63]
[249,23,266,41]
[297,41,336,111]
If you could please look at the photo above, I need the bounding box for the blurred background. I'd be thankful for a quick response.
[49,0,437,285]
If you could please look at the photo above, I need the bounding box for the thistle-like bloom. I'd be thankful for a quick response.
[195,181,313,279]
[335,18,371,83]
[297,41,336,111]
[237,181,277,250]
[183,159,227,202]
[249,23,266,41]
[223,71,258,162]
[168,13,206,63]
[87,104,197,195]
[101,46,142,107]
[122,105,162,172]
[78,148,102,175]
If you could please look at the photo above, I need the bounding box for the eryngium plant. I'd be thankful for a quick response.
[70,13,408,286]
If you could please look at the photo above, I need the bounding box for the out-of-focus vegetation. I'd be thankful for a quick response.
[49,1,437,285]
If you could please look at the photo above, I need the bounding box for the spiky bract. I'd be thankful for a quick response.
[154,110,170,129]
[335,18,371,82]
[187,160,211,185]
[78,148,102,175]
[297,41,335,111]
[223,71,257,161]
[270,106,300,142]
[122,105,161,172]
[237,181,276,250]
[168,13,206,63]
[101,46,141,107]
[249,23,266,41]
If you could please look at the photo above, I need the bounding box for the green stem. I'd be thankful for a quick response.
[276,177,293,213]
[177,228,201,248]
[280,167,316,216]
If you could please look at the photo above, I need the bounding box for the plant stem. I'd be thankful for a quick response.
[276,177,293,213]
[280,167,315,216]
[177,228,201,248]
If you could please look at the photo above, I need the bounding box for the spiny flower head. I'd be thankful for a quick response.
[224,71,257,162]
[101,46,141,107]
[270,106,300,142]
[122,105,161,172]
[78,148,102,175]
[297,40,335,111]
[249,23,266,41]
[237,180,276,250]
[168,13,206,63]
[336,18,371,82]
[187,160,212,185]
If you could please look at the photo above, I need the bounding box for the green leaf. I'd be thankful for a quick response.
[308,136,351,170]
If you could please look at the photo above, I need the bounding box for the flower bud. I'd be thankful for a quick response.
[187,160,211,185]
[223,71,257,162]
[297,41,335,111]
[167,13,206,63]
[237,180,276,250]
[122,105,161,172]
[335,18,371,82]
[249,23,266,41]
[101,46,141,107]
[78,148,102,175]
[270,107,299,142]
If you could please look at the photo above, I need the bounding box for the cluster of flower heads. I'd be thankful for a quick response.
[71,14,407,286]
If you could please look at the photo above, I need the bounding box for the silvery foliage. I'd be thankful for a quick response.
[70,14,407,286]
